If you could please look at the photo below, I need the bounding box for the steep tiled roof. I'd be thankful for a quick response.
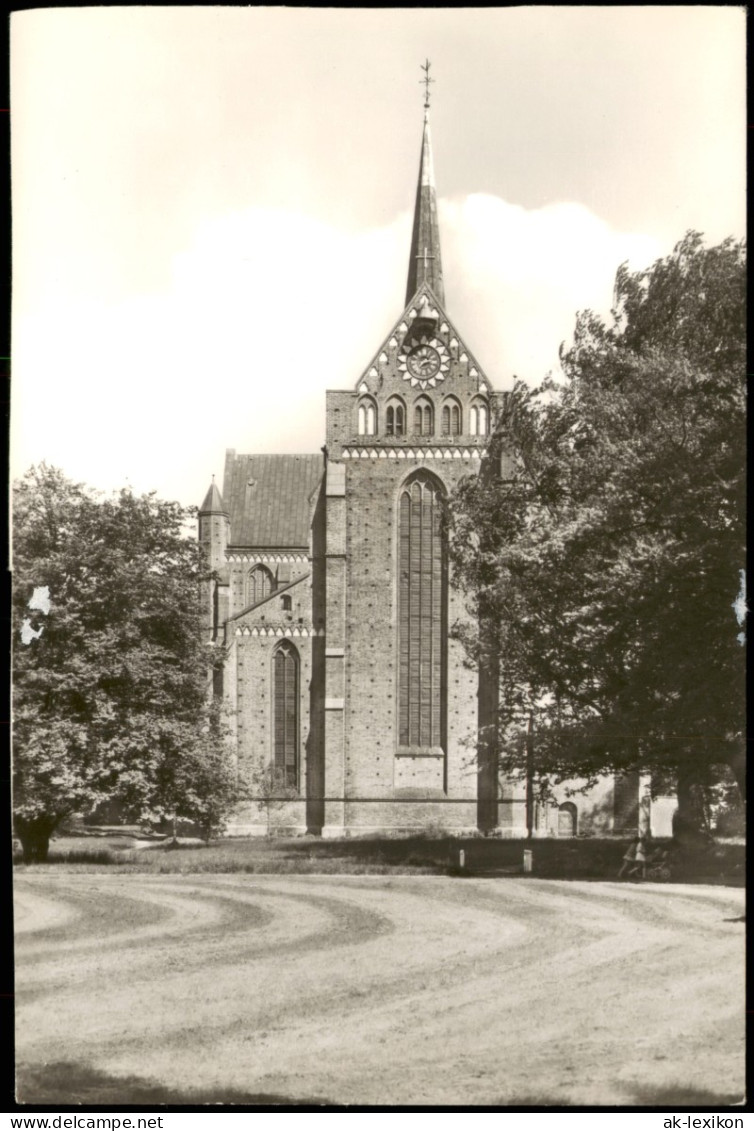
[223,452,323,548]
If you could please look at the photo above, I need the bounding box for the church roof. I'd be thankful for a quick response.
[198,479,227,515]
[223,452,323,548]
[406,106,444,307]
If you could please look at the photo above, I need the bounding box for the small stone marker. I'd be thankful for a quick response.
[523,848,533,874]
[459,848,465,869]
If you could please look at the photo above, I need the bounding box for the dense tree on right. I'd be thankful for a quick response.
[449,232,746,839]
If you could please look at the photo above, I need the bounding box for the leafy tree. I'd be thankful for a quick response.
[449,233,745,837]
[12,464,238,860]
[247,765,302,837]
[139,699,242,845]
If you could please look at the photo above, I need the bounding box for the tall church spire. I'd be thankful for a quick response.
[406,61,445,308]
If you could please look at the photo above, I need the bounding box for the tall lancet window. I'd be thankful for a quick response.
[273,641,299,788]
[398,472,447,749]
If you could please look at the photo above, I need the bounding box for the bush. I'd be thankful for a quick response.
[714,807,746,838]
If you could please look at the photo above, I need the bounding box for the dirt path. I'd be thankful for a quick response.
[14,875,745,1106]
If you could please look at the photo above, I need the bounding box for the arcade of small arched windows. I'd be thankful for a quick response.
[413,397,434,436]
[357,397,377,436]
[469,399,489,436]
[385,397,406,438]
[358,394,488,439]
[441,397,462,437]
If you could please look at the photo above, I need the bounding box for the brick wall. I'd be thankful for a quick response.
[338,456,481,829]
[226,557,310,620]
[227,578,315,834]
[318,287,512,832]
[220,289,521,835]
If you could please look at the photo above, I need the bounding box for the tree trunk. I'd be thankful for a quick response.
[164,814,179,849]
[476,611,500,834]
[525,712,535,840]
[673,762,711,848]
[14,814,60,863]
[725,746,746,806]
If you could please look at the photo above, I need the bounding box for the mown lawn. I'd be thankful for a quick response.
[14,872,746,1105]
[13,830,745,882]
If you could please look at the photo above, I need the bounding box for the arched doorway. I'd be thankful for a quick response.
[558,802,577,837]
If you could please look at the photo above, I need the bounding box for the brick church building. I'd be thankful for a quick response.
[198,98,675,839]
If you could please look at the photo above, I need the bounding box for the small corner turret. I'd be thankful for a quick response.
[198,475,229,575]
[199,476,227,517]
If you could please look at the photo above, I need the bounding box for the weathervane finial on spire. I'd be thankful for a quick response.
[420,58,434,109]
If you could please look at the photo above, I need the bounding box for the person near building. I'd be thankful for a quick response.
[618,837,640,879]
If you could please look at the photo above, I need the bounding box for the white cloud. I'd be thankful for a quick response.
[441,195,661,383]
[12,196,663,506]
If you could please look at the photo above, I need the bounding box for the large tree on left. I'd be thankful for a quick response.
[12,464,233,861]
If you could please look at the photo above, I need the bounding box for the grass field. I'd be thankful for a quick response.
[14,831,745,883]
[14,872,745,1106]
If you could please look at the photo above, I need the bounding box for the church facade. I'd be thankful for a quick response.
[198,103,675,839]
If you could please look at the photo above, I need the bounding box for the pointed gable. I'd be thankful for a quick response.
[352,282,494,398]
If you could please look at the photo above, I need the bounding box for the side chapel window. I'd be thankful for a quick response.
[247,564,274,606]
[273,641,299,788]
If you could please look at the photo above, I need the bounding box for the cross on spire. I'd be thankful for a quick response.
[420,58,434,108]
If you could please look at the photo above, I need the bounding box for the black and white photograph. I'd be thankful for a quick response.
[10,5,746,1112]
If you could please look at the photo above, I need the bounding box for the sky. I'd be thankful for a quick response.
[10,6,746,507]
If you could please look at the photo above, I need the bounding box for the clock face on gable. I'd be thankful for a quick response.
[398,335,451,390]
[407,344,441,379]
